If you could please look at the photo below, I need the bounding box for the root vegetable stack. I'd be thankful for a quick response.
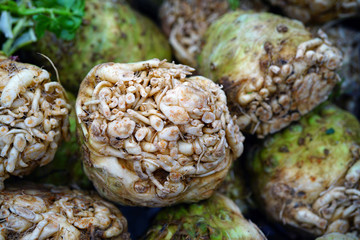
[0,0,358,239]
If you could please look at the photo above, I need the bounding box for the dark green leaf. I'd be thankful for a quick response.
[33,14,50,38]
[58,0,76,9]
[0,0,85,55]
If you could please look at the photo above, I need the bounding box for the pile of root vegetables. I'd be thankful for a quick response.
[0,0,359,239]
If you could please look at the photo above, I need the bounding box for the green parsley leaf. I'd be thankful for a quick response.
[0,0,85,56]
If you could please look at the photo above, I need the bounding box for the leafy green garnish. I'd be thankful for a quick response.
[0,0,85,56]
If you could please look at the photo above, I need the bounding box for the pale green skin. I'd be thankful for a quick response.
[197,11,318,137]
[145,193,265,240]
[251,104,360,201]
[32,0,171,93]
[249,104,360,234]
[316,232,358,240]
[198,11,311,99]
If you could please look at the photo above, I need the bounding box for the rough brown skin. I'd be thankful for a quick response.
[159,0,268,67]
[0,184,130,240]
[82,148,231,206]
[159,0,229,66]
[76,59,244,207]
[24,92,91,189]
[0,56,70,190]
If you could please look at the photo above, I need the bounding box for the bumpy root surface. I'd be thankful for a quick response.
[160,0,229,66]
[234,31,342,138]
[0,185,130,239]
[0,58,70,189]
[76,59,244,207]
[270,147,360,236]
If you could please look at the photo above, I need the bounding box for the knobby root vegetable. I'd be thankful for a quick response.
[249,105,360,236]
[145,193,267,239]
[198,11,343,138]
[0,184,130,239]
[0,55,70,190]
[76,59,244,207]
[160,0,267,66]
